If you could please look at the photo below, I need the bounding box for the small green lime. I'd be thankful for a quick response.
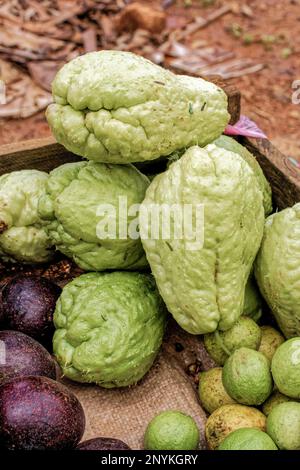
[259,326,284,362]
[198,367,236,414]
[271,337,300,399]
[218,427,277,450]
[222,348,273,405]
[204,316,262,365]
[144,410,199,450]
[262,390,295,416]
[267,402,300,449]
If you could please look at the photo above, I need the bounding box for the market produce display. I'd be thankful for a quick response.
[53,272,166,387]
[140,144,264,335]
[0,49,300,452]
[46,51,229,164]
[38,161,149,271]
[255,203,300,338]
[0,170,53,263]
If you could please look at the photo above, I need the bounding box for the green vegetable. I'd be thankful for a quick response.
[218,428,277,450]
[222,348,273,405]
[39,161,149,271]
[271,337,300,398]
[243,277,263,322]
[144,411,199,450]
[46,51,229,164]
[255,204,300,338]
[140,144,265,335]
[213,136,272,215]
[204,316,262,365]
[0,170,53,263]
[53,272,167,387]
[267,402,300,450]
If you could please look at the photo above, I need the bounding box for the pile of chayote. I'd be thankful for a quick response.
[3,50,299,389]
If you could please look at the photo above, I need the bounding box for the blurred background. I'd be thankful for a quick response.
[0,0,299,158]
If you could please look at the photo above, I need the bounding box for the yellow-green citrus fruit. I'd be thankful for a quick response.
[198,367,236,414]
[205,404,266,450]
[266,402,300,450]
[222,348,273,405]
[262,391,295,416]
[258,326,284,362]
[218,427,277,450]
[144,410,199,450]
[204,317,262,366]
[271,337,300,399]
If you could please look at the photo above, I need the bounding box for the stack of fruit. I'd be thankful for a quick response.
[0,50,300,450]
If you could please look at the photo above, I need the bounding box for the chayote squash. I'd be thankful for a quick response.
[0,170,53,263]
[53,272,167,387]
[46,51,229,164]
[213,136,272,215]
[38,161,149,271]
[255,203,300,338]
[140,144,265,335]
[243,277,263,322]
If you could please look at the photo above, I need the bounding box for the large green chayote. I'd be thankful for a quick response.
[255,203,300,338]
[38,161,149,271]
[213,136,272,215]
[46,51,229,164]
[0,170,53,263]
[140,144,265,335]
[53,272,167,387]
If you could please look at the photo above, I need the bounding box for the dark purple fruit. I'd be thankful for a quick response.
[0,330,56,385]
[0,376,85,450]
[76,437,131,450]
[2,275,61,348]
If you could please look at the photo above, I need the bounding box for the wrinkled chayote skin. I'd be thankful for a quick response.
[140,144,265,334]
[243,277,263,322]
[213,136,272,215]
[0,170,53,263]
[39,161,149,271]
[46,51,229,164]
[53,272,167,387]
[255,203,300,338]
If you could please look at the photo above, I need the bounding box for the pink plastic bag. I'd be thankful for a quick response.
[224,115,267,139]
